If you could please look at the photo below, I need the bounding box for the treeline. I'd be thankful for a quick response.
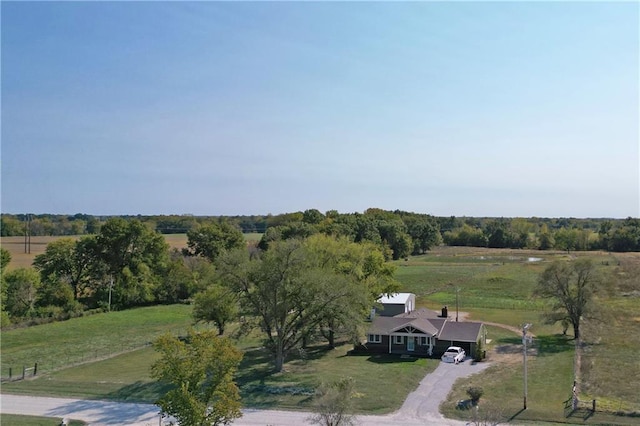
[0,217,247,327]
[2,210,640,252]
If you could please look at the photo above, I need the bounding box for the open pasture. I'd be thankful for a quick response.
[1,304,195,379]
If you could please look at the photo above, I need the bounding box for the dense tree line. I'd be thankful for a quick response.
[0,218,246,326]
[2,211,638,252]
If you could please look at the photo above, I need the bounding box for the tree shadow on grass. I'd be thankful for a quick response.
[100,381,172,403]
[495,334,573,357]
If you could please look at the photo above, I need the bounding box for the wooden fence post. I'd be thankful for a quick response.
[592,399,596,412]
[9,367,12,380]
[22,366,25,380]
[34,362,38,376]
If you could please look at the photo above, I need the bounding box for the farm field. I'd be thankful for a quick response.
[1,245,639,424]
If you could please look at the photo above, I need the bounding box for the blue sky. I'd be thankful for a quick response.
[2,1,638,218]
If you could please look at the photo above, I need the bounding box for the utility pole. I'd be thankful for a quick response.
[108,275,113,312]
[522,323,532,409]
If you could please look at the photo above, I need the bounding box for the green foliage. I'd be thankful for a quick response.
[94,218,169,308]
[444,224,488,247]
[305,234,399,347]
[309,377,358,426]
[33,237,97,302]
[474,337,484,361]
[466,386,484,403]
[3,268,41,318]
[193,285,238,335]
[218,236,397,371]
[151,329,243,426]
[535,259,600,340]
[185,222,245,262]
[1,247,11,272]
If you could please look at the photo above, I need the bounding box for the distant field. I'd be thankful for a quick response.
[1,236,67,270]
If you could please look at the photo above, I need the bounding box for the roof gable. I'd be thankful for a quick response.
[390,318,438,336]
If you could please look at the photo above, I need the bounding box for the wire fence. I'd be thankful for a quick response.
[1,340,155,383]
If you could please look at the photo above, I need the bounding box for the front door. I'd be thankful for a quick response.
[407,337,415,352]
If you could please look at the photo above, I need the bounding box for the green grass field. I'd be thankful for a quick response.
[1,245,638,423]
[1,304,195,377]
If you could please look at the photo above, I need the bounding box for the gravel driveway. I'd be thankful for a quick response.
[1,358,490,425]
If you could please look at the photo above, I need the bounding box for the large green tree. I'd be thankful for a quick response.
[217,239,375,372]
[33,237,97,301]
[185,222,245,262]
[151,330,243,426]
[535,259,600,341]
[192,284,238,335]
[3,268,41,318]
[94,218,169,308]
[305,234,399,348]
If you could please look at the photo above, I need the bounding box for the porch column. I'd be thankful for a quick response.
[388,334,392,354]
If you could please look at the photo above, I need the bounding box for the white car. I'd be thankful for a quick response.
[441,346,466,363]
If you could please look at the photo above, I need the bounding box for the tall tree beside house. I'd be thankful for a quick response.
[217,238,374,372]
[151,330,243,426]
[305,234,400,348]
[535,259,601,341]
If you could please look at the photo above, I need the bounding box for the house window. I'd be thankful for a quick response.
[421,336,430,346]
[393,335,404,344]
[368,334,381,343]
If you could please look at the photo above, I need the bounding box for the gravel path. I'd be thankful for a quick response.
[1,358,490,425]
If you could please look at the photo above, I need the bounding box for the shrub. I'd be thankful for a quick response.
[467,386,484,404]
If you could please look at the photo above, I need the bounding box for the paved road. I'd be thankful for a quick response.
[1,358,490,425]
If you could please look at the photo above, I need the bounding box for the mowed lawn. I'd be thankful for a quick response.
[0,414,86,426]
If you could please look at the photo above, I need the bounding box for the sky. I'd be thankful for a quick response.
[1,1,639,218]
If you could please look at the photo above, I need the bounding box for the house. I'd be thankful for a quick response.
[360,293,486,358]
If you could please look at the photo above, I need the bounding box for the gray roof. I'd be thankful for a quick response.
[368,314,484,342]
[438,321,484,343]
[368,316,438,336]
[395,307,441,319]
